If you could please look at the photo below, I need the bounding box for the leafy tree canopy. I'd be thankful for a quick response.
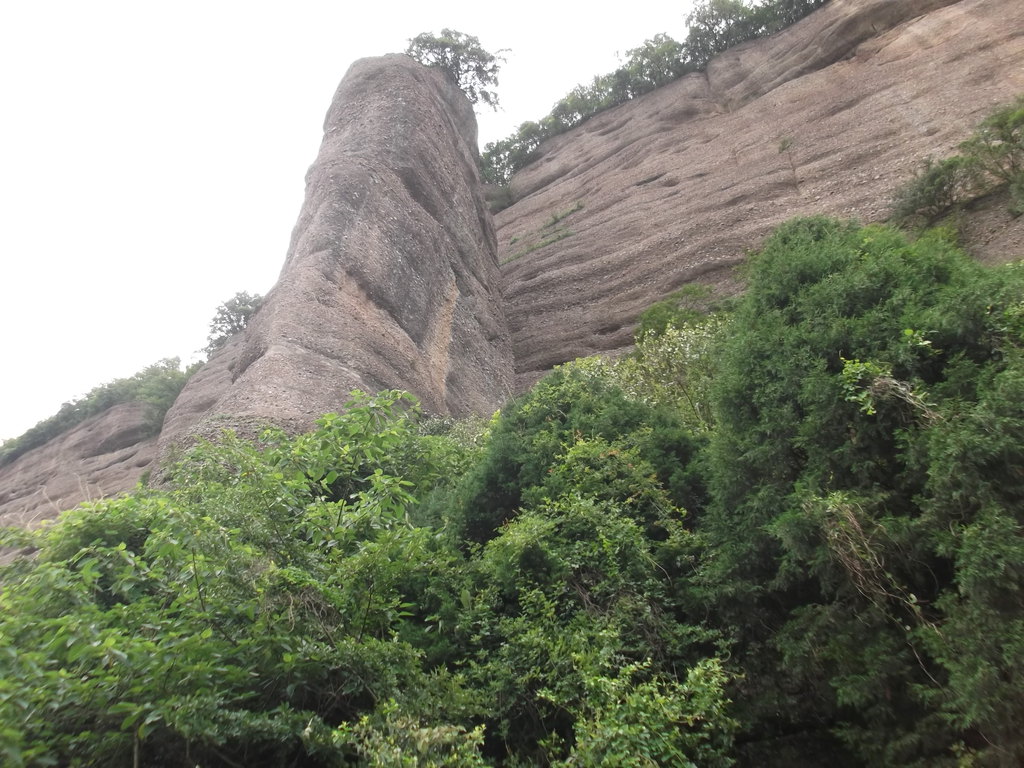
[405,29,506,110]
[892,94,1024,225]
[204,290,262,357]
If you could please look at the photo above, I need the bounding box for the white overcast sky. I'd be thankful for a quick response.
[0,1,694,441]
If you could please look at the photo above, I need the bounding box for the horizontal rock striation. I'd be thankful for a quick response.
[497,0,1024,389]
[4,3,1021,524]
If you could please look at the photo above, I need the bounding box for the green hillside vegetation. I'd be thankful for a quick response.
[481,0,829,187]
[0,359,194,468]
[3,215,1022,766]
[0,291,261,468]
[891,95,1024,226]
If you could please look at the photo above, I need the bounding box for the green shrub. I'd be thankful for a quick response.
[959,95,1024,186]
[466,472,724,763]
[561,659,735,767]
[704,217,1024,763]
[0,392,480,767]
[892,95,1024,226]
[0,385,738,766]
[452,366,706,544]
[890,155,983,227]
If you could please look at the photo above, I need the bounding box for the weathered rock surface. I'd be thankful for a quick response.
[157,54,513,456]
[1,54,513,524]
[497,0,1024,388]
[0,403,156,528]
[4,0,1022,524]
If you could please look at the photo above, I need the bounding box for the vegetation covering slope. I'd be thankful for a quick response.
[0,359,193,468]
[2,215,1022,767]
[892,95,1024,226]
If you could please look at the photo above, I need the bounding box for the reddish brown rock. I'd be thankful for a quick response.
[3,1,1021,525]
[497,0,1024,390]
[0,403,156,528]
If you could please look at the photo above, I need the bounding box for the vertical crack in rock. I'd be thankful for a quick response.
[424,277,462,407]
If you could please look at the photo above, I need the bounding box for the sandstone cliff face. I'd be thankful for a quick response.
[1,55,513,524]
[496,0,1024,388]
[3,1,1021,525]
[0,403,156,528]
[158,54,513,455]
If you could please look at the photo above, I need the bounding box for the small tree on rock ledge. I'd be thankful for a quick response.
[204,290,262,357]
[405,29,506,110]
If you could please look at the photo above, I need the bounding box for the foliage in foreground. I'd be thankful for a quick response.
[0,389,732,767]
[704,217,1024,765]
[2,217,1022,766]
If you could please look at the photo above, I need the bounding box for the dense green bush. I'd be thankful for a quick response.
[3,214,1021,766]
[0,389,732,767]
[703,217,1024,764]
[0,392,482,766]
[450,366,707,544]
[892,95,1024,225]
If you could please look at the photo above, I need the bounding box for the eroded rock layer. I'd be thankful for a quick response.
[3,1,1021,525]
[0,403,156,528]
[158,54,512,454]
[497,0,1024,388]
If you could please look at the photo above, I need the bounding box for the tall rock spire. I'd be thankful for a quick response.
[159,54,512,451]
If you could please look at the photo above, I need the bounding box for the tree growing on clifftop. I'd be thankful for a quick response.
[405,29,506,110]
[204,290,262,357]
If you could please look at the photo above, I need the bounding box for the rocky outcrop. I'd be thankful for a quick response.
[0,403,156,528]
[1,54,513,525]
[157,54,513,455]
[497,0,1024,388]
[3,0,1021,525]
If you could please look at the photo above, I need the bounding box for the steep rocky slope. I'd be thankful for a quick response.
[496,0,1024,388]
[0,403,156,528]
[1,54,512,524]
[2,0,1021,525]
